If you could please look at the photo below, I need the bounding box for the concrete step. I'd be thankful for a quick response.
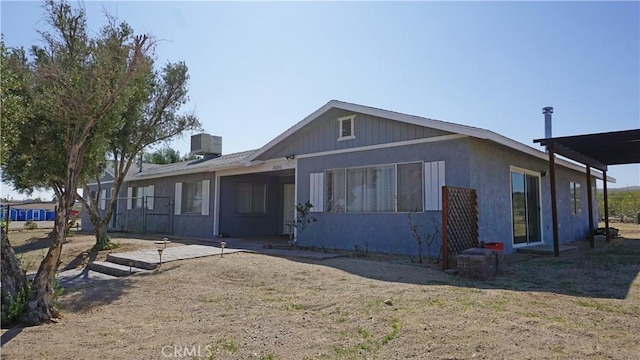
[88,261,151,277]
[56,269,118,288]
[106,253,159,270]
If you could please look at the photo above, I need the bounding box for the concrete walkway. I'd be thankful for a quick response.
[106,245,242,269]
[516,244,577,255]
[56,240,345,289]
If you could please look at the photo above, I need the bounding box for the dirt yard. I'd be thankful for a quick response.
[2,224,639,359]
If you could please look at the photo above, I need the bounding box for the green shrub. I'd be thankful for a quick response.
[1,285,30,325]
[24,220,38,230]
[53,278,64,310]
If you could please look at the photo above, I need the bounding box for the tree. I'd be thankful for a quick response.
[143,147,182,164]
[1,1,151,325]
[1,36,35,327]
[76,60,201,250]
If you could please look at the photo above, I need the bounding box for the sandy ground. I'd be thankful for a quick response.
[1,224,639,359]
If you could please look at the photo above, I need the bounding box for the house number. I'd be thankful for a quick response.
[272,165,282,170]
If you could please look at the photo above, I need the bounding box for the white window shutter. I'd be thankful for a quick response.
[437,161,445,210]
[127,187,133,210]
[309,173,324,212]
[100,189,106,210]
[174,182,182,215]
[424,161,445,211]
[201,180,210,216]
[147,185,154,210]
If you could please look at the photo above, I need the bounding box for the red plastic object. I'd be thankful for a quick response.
[484,242,504,251]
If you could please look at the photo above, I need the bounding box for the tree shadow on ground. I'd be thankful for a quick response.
[11,236,52,254]
[58,262,183,313]
[61,248,95,271]
[60,277,134,313]
[1,326,24,346]
[283,238,640,300]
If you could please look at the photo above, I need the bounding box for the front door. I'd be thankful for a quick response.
[282,183,295,235]
[511,170,542,246]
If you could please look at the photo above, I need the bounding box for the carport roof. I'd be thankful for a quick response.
[534,129,640,172]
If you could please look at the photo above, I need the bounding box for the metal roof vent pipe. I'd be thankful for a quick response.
[543,106,554,139]
[543,106,554,154]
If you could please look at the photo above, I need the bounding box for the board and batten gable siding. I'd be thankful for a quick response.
[254,108,454,161]
[295,137,472,255]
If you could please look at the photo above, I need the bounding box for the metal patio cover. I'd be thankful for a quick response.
[534,129,640,171]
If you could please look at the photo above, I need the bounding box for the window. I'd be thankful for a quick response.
[325,169,346,212]
[570,182,581,215]
[128,186,154,210]
[237,182,267,215]
[510,169,541,245]
[99,189,107,210]
[174,180,209,215]
[347,165,395,212]
[324,162,428,213]
[397,162,423,212]
[337,115,356,140]
[183,181,203,214]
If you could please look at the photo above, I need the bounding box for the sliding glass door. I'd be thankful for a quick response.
[511,170,542,245]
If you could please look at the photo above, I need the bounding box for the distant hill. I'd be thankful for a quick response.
[605,186,640,193]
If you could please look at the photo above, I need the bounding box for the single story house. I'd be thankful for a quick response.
[82,100,607,255]
[1,201,57,222]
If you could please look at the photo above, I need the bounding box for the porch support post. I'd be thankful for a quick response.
[441,186,449,271]
[603,170,610,242]
[548,141,560,257]
[586,166,595,248]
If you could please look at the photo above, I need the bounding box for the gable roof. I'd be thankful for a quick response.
[247,100,612,181]
[125,150,256,181]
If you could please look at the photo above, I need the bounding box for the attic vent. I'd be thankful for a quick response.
[191,133,222,158]
[337,115,356,141]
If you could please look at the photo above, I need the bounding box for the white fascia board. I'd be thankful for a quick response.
[220,158,296,177]
[332,101,490,138]
[247,100,339,162]
[84,180,115,187]
[124,163,244,182]
[296,134,467,159]
[483,131,613,182]
[247,100,522,163]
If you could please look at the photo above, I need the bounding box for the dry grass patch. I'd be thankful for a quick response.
[1,223,639,359]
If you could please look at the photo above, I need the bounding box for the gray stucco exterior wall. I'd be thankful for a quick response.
[468,138,597,253]
[295,138,472,256]
[129,173,216,238]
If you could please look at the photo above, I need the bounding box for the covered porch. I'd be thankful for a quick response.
[534,129,640,256]
[214,162,296,238]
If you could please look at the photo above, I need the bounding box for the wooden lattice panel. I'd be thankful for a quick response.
[442,186,478,270]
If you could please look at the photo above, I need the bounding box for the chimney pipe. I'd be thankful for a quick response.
[543,106,553,139]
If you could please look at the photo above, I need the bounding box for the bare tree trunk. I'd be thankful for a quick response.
[76,185,113,250]
[21,198,68,325]
[1,231,29,324]
[94,220,110,250]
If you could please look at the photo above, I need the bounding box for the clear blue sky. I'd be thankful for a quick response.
[1,1,639,200]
